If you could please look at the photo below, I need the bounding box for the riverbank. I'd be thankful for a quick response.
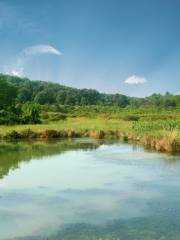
[0,117,180,153]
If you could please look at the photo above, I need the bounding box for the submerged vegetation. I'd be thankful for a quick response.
[0,73,180,153]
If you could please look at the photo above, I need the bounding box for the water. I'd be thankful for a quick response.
[0,139,180,240]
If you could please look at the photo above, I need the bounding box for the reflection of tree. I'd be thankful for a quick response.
[0,139,100,180]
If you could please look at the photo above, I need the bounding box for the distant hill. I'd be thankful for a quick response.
[0,74,179,108]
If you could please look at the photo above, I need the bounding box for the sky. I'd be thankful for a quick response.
[0,0,179,96]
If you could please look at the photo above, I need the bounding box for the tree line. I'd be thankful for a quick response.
[2,74,179,107]
[0,74,179,124]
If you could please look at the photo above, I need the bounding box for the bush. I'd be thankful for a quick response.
[21,103,41,124]
[0,109,20,125]
[5,130,21,139]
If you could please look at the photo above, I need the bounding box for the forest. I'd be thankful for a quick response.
[1,73,179,110]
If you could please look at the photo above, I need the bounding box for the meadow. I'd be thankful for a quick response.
[1,106,180,153]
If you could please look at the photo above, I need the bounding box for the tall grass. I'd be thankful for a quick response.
[0,117,131,138]
[0,110,180,153]
[132,120,180,133]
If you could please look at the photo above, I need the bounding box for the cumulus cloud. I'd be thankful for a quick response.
[8,44,62,77]
[124,75,147,85]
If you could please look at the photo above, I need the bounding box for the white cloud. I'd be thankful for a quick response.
[124,75,147,85]
[7,44,62,77]
[23,44,62,56]
[11,68,24,77]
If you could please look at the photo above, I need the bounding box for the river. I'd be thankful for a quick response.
[0,139,180,240]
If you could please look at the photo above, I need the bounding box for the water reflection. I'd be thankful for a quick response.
[0,139,180,240]
[0,139,100,179]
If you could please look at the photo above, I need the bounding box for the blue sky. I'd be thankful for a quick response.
[0,0,179,96]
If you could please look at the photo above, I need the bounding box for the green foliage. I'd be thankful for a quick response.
[1,73,180,127]
[0,108,19,124]
[2,74,131,106]
[132,120,180,133]
[34,89,55,104]
[2,73,179,108]
[0,76,41,124]
[21,103,41,124]
[0,77,17,109]
[5,130,21,139]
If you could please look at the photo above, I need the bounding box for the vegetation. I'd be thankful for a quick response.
[1,73,179,108]
[0,75,41,124]
[0,73,180,153]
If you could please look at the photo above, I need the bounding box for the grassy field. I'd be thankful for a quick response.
[0,117,131,134]
[0,112,180,153]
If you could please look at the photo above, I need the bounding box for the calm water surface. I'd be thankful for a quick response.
[0,139,180,240]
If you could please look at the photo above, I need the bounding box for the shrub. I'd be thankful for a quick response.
[5,130,21,139]
[21,103,41,124]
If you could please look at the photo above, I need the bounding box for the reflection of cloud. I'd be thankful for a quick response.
[125,75,147,85]
[7,44,62,77]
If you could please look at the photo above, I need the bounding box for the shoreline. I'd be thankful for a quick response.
[1,128,179,154]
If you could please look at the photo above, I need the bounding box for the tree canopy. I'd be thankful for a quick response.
[0,76,17,109]
[0,74,179,109]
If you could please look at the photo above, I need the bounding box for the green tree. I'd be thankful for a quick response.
[0,78,17,109]
[56,90,66,104]
[34,90,55,104]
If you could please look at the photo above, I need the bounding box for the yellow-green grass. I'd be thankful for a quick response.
[0,117,132,135]
[0,117,180,153]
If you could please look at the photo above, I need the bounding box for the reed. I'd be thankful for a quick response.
[0,117,180,153]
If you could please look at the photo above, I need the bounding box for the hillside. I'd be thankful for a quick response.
[1,74,179,108]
